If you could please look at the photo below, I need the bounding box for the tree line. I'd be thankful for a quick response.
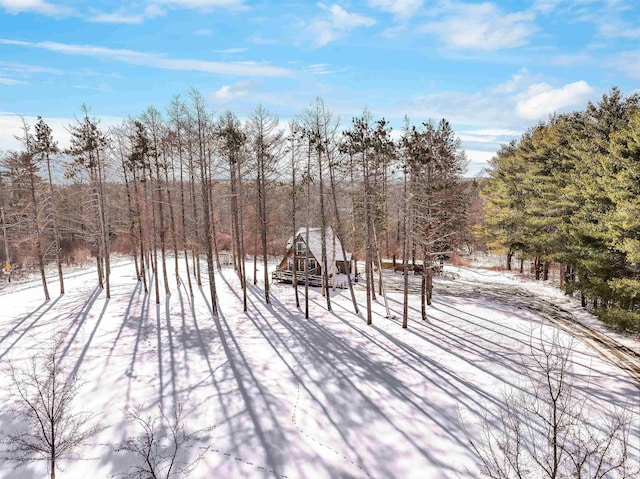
[0,90,469,327]
[482,87,640,332]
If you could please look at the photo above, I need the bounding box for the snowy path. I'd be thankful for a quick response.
[380,265,640,382]
[0,260,638,478]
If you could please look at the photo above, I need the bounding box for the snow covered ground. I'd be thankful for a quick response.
[0,259,638,478]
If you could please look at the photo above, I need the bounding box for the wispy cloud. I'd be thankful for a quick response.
[195,28,213,36]
[420,2,537,51]
[0,76,27,85]
[550,53,592,66]
[304,63,347,75]
[531,0,564,15]
[89,11,146,24]
[0,60,62,75]
[610,50,640,79]
[308,3,376,47]
[369,0,423,20]
[0,38,294,77]
[212,47,248,53]
[152,0,247,11]
[0,0,74,16]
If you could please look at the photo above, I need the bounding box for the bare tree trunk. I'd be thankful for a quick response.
[236,158,247,312]
[29,170,50,301]
[188,151,201,286]
[402,167,410,328]
[1,206,11,283]
[44,154,64,295]
[132,168,148,293]
[364,158,373,325]
[328,158,357,313]
[155,151,170,297]
[181,169,193,296]
[305,147,311,320]
[421,254,427,321]
[290,126,300,309]
[317,142,331,311]
[165,155,180,284]
[372,219,390,318]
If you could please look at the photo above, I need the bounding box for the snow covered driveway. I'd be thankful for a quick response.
[0,261,638,478]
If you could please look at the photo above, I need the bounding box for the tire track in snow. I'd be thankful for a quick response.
[429,274,640,385]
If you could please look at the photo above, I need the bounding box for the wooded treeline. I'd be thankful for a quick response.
[0,91,469,327]
[482,87,640,331]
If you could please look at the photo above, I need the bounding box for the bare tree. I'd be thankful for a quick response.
[115,404,209,479]
[464,332,637,479]
[66,105,111,297]
[0,341,104,479]
[247,104,284,305]
[34,116,65,295]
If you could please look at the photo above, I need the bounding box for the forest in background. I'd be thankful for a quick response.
[481,87,640,333]
[0,92,470,328]
[5,87,639,335]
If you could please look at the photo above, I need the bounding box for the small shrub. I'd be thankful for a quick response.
[595,307,640,335]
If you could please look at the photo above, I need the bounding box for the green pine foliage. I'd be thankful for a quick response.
[484,87,640,324]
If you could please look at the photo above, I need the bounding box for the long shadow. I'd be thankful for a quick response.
[253,286,459,478]
[425,298,636,399]
[125,281,151,408]
[165,294,178,410]
[155,302,164,412]
[176,279,191,378]
[0,300,47,346]
[71,297,110,377]
[189,287,239,452]
[241,285,375,478]
[199,282,287,478]
[0,296,62,361]
[322,301,512,414]
[61,287,102,360]
[106,279,141,366]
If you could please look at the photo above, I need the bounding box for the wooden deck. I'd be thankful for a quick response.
[272,270,349,289]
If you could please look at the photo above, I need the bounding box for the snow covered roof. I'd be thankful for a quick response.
[286,226,351,264]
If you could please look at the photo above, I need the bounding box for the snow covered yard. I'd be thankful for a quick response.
[0,260,638,478]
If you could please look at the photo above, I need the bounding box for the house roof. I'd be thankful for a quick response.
[286,226,351,264]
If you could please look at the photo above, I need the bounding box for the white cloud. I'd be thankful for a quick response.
[212,47,248,53]
[550,53,592,66]
[459,129,520,143]
[210,80,256,103]
[0,113,122,152]
[195,29,213,36]
[420,2,536,51]
[0,61,62,75]
[490,68,531,94]
[309,3,376,47]
[369,0,423,19]
[0,38,294,77]
[152,0,246,10]
[515,81,593,120]
[0,76,27,85]
[0,0,74,16]
[531,0,564,14]
[89,11,146,24]
[609,50,640,79]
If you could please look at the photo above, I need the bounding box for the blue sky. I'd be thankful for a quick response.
[0,0,639,175]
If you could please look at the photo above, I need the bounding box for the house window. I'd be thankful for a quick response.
[307,259,316,271]
[296,241,306,256]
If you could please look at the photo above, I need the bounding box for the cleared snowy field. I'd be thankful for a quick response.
[0,260,638,478]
